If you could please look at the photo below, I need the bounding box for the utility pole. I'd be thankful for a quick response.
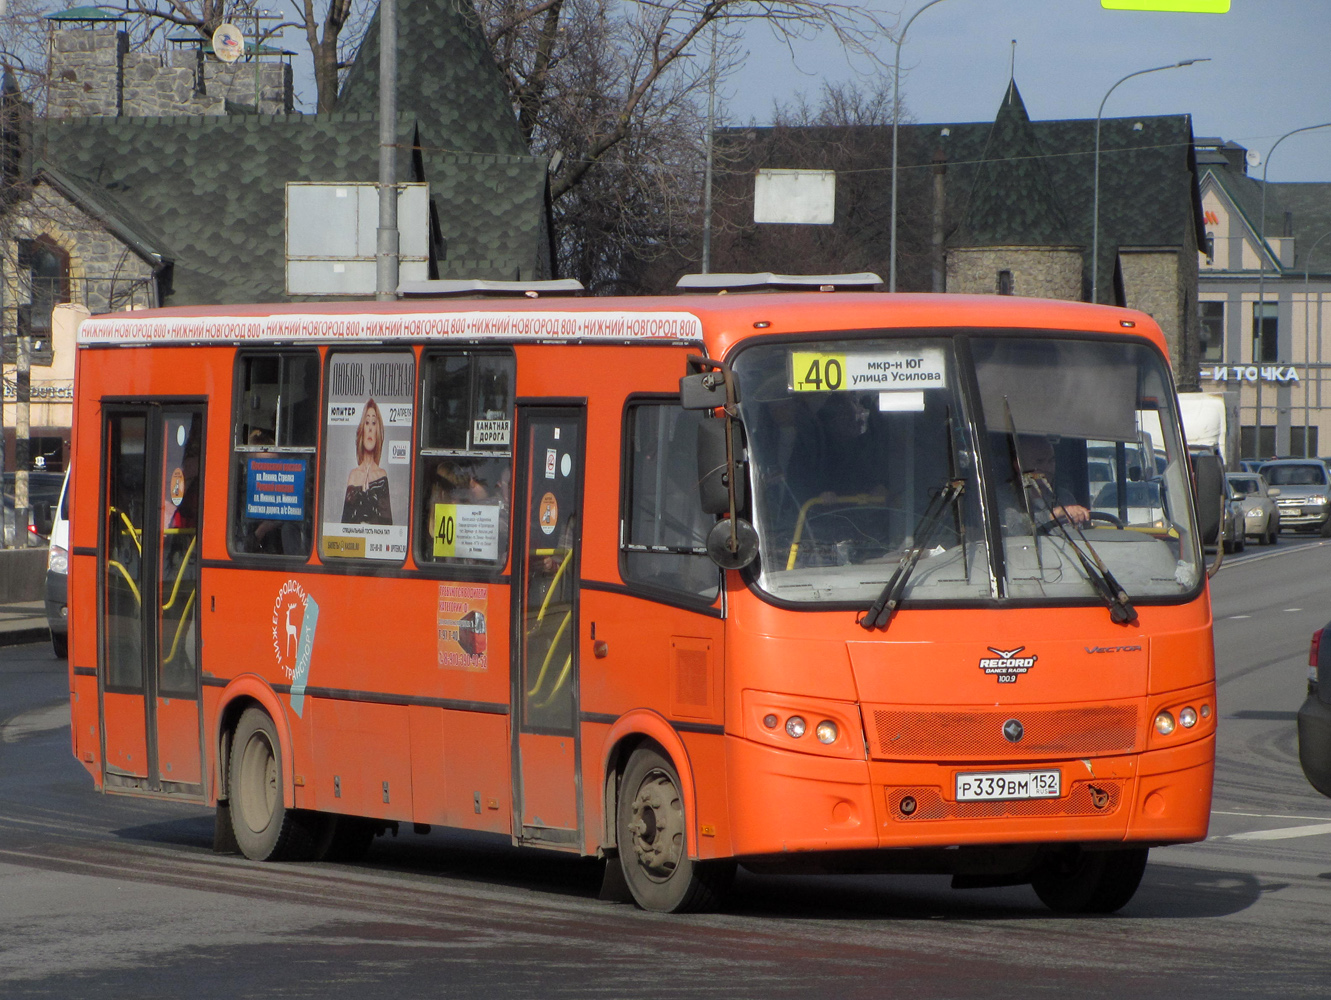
[376,0,399,301]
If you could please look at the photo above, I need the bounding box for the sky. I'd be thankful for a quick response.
[722,0,1331,183]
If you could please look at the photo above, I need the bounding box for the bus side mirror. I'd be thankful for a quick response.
[680,372,726,410]
[697,417,746,515]
[1191,452,1223,545]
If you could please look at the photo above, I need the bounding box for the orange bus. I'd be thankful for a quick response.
[66,279,1219,914]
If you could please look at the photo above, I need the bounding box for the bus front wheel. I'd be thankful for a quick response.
[228,707,320,861]
[616,746,733,913]
[1031,846,1148,914]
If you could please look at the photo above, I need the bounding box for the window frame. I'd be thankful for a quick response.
[617,393,721,610]
[1199,300,1225,363]
[412,346,516,577]
[226,349,321,564]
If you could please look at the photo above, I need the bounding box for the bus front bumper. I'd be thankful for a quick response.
[724,733,1213,860]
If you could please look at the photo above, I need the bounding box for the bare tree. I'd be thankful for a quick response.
[476,0,894,288]
[708,78,936,284]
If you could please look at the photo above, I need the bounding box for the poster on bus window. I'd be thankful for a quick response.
[321,352,415,561]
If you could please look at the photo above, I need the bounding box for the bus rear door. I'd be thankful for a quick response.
[99,403,206,797]
[511,406,586,847]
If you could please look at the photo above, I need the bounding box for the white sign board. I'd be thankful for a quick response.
[754,169,835,226]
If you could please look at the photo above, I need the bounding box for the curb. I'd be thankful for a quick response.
[0,626,51,648]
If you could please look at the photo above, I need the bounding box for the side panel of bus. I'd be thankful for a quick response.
[71,336,731,861]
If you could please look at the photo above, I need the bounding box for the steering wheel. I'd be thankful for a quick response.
[1035,509,1124,535]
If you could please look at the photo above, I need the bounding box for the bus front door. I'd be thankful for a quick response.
[511,407,586,848]
[99,404,206,797]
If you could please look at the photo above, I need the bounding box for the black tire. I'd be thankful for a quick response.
[616,746,734,913]
[1321,517,1331,539]
[1031,846,1148,914]
[1270,521,1280,544]
[227,707,321,861]
[1235,531,1245,553]
[50,631,67,659]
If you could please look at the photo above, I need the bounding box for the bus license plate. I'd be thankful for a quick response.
[955,770,1061,802]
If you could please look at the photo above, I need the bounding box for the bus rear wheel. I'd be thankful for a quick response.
[616,746,733,913]
[228,707,320,861]
[1031,846,1148,914]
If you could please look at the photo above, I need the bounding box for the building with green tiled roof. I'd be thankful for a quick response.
[1,0,549,468]
[713,79,1206,388]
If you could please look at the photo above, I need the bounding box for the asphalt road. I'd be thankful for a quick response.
[4,538,1331,998]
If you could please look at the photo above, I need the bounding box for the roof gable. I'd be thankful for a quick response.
[956,81,1073,247]
[337,0,526,157]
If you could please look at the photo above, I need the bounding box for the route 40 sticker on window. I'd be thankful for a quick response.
[790,348,946,393]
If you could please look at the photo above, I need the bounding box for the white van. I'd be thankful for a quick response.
[44,469,70,658]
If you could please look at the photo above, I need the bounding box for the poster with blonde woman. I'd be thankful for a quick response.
[321,352,415,561]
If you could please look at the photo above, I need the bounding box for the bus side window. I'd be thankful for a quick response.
[229,352,319,559]
[416,350,514,569]
[621,402,720,603]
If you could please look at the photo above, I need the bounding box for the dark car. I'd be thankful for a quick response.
[2,471,64,546]
[1299,624,1331,797]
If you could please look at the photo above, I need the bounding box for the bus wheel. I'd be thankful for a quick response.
[616,746,733,913]
[1031,846,1148,914]
[228,707,318,861]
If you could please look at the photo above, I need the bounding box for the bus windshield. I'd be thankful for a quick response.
[735,332,1202,607]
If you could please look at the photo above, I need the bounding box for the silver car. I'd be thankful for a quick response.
[1227,472,1281,546]
[1259,459,1331,536]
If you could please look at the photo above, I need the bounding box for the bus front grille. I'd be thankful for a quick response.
[869,705,1139,760]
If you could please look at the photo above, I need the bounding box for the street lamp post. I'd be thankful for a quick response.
[1301,232,1331,455]
[1091,58,1207,305]
[1253,123,1331,457]
[889,0,955,293]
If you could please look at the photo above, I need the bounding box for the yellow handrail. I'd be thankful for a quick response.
[160,535,197,612]
[786,493,881,570]
[526,609,572,699]
[114,509,142,556]
[533,654,573,710]
[531,547,572,626]
[161,589,196,666]
[107,559,141,607]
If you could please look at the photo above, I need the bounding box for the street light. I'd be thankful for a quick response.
[1253,123,1331,456]
[1301,230,1331,455]
[1091,58,1207,304]
[889,0,956,293]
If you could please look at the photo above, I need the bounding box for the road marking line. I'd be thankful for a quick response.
[1214,810,1331,821]
[1285,608,1304,612]
[1227,615,1251,619]
[1224,822,1331,841]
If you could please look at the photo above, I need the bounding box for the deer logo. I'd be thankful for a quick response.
[285,603,299,658]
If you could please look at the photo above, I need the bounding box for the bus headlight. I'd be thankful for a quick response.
[1179,707,1198,728]
[1154,711,1176,735]
[785,716,807,739]
[815,720,838,744]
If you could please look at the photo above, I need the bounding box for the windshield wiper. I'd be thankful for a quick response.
[1025,474,1138,625]
[859,478,965,631]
